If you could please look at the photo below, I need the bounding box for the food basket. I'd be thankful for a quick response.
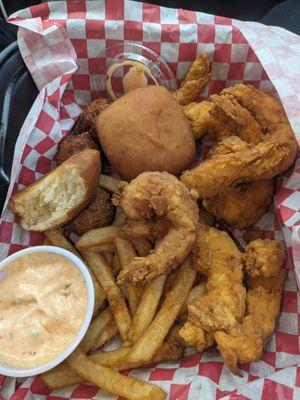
[1,1,300,399]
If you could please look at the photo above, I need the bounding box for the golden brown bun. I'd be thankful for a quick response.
[96,86,196,180]
[10,149,101,231]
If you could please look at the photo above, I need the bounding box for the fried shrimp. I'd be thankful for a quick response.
[184,94,264,142]
[215,239,286,374]
[116,171,199,285]
[181,84,298,199]
[179,226,246,348]
[175,53,211,106]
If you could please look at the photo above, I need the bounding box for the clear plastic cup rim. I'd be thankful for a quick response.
[0,245,95,377]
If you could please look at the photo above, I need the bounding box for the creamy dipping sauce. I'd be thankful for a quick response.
[0,251,88,368]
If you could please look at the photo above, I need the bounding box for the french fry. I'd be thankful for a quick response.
[82,243,116,253]
[115,236,143,316]
[99,174,121,194]
[42,339,182,390]
[81,307,116,353]
[83,252,131,340]
[125,256,196,364]
[131,238,152,257]
[44,229,105,315]
[112,252,121,275]
[67,349,166,400]
[92,319,118,351]
[112,206,125,226]
[76,226,120,250]
[127,274,167,343]
[103,251,114,266]
[41,362,83,389]
[45,229,82,258]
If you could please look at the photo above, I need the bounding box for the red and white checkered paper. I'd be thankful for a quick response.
[0,1,300,399]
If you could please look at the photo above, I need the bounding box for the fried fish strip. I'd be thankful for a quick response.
[181,84,298,199]
[215,239,286,374]
[179,226,246,348]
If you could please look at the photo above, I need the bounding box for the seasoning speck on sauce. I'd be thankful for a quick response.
[0,252,88,368]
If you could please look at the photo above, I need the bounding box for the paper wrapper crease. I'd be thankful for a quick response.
[1,1,300,399]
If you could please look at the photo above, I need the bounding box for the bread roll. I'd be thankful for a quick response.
[96,86,195,180]
[10,149,101,231]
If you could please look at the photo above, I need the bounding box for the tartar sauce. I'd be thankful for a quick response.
[0,251,88,368]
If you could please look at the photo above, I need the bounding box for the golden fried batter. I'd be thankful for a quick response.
[116,171,199,285]
[179,226,246,350]
[215,238,286,374]
[175,53,211,106]
[203,180,274,230]
[188,226,246,331]
[243,238,286,278]
[55,132,98,165]
[215,269,286,374]
[64,188,115,236]
[183,93,264,142]
[181,84,298,199]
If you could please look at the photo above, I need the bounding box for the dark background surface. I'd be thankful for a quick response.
[0,0,299,212]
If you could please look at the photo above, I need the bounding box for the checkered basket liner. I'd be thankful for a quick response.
[0,1,300,399]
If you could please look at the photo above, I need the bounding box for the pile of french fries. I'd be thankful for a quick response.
[42,175,200,400]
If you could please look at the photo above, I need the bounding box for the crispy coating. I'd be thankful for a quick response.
[215,268,286,374]
[178,321,214,351]
[243,227,264,244]
[188,226,246,331]
[175,53,211,106]
[243,238,286,278]
[80,97,111,131]
[203,136,274,230]
[116,171,199,285]
[80,97,111,140]
[203,180,274,230]
[121,217,171,241]
[64,188,115,236]
[184,93,264,142]
[181,84,298,199]
[179,226,246,350]
[55,132,98,166]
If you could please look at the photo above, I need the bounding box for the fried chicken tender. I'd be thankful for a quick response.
[189,226,246,331]
[215,238,286,374]
[243,238,285,278]
[55,132,98,165]
[116,171,199,285]
[203,180,274,230]
[64,188,115,236]
[203,136,274,230]
[175,53,211,106]
[215,268,286,374]
[184,93,264,142]
[179,226,246,350]
[181,84,298,199]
